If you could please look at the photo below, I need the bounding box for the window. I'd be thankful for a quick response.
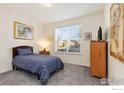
[55,24,81,54]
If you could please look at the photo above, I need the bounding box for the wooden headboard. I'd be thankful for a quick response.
[12,46,33,59]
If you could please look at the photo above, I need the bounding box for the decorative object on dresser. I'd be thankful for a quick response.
[90,40,107,78]
[98,26,102,41]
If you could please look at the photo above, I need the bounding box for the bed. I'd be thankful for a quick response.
[12,46,64,85]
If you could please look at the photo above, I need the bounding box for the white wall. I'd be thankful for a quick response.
[0,8,44,73]
[104,4,124,85]
[43,12,104,66]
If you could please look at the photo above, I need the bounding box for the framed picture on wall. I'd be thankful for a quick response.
[84,32,92,41]
[110,4,124,62]
[14,21,33,40]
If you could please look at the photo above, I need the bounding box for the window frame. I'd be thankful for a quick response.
[54,24,82,55]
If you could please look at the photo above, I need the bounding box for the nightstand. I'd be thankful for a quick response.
[39,51,50,55]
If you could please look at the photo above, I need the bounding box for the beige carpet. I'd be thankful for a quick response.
[0,63,108,85]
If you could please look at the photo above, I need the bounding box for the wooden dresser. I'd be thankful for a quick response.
[90,40,107,78]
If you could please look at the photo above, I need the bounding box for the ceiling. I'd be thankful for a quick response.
[0,3,105,24]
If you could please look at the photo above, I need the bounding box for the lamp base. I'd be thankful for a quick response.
[43,48,46,52]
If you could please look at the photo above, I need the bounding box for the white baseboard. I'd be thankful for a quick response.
[0,67,12,74]
[63,61,90,67]
[107,78,124,85]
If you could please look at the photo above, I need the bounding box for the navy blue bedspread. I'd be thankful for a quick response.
[12,54,64,84]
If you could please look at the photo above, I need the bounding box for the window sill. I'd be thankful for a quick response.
[54,52,82,55]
